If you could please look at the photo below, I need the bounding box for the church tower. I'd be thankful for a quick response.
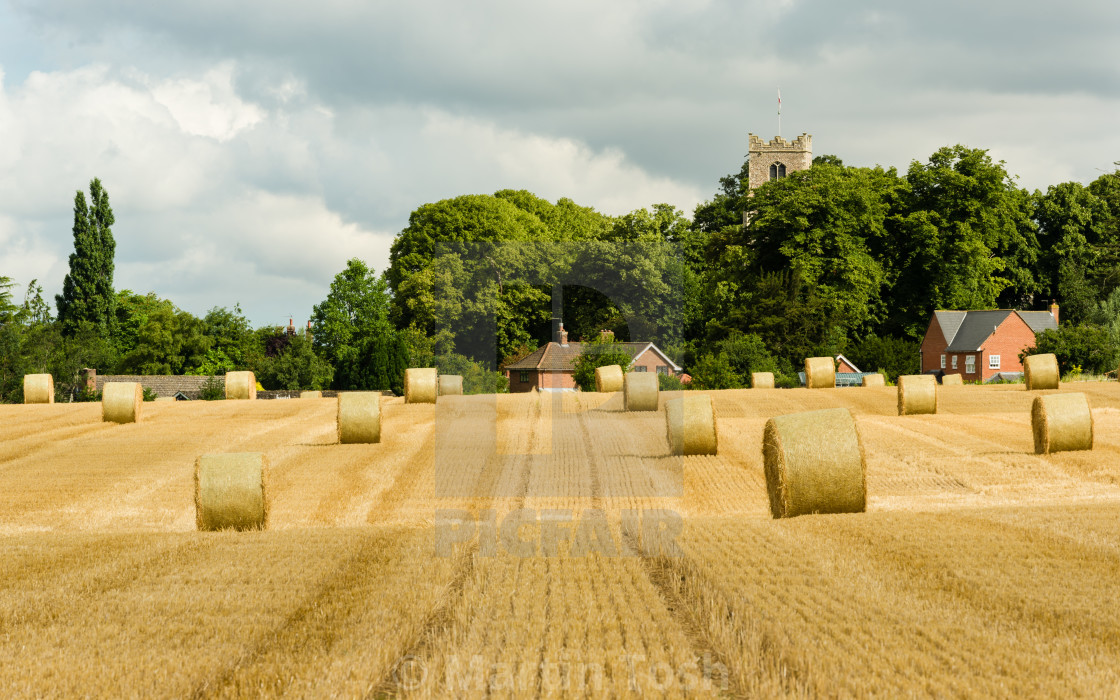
[747,133,812,190]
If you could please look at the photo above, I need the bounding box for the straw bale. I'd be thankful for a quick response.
[804,357,836,389]
[154,397,176,403]
[623,372,659,411]
[1024,354,1060,391]
[762,407,866,518]
[102,382,143,424]
[337,392,381,444]
[1032,392,1093,455]
[438,375,464,396]
[194,453,269,531]
[299,391,322,399]
[861,374,885,387]
[404,368,437,403]
[940,374,963,386]
[225,371,257,400]
[665,394,717,455]
[595,365,624,393]
[22,374,54,404]
[897,374,937,416]
[752,372,775,389]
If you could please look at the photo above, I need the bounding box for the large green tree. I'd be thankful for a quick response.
[57,178,116,336]
[311,258,398,390]
[886,146,1038,336]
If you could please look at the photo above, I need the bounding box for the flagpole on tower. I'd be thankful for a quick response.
[777,88,782,138]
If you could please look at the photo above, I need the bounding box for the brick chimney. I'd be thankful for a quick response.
[558,322,569,346]
[1049,302,1060,326]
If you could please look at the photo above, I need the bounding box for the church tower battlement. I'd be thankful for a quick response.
[748,132,812,190]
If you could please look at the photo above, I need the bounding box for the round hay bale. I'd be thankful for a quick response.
[194,453,269,531]
[337,392,381,444]
[665,394,717,455]
[940,374,963,386]
[102,382,142,424]
[751,372,775,389]
[22,374,54,404]
[438,375,464,396]
[225,371,257,400]
[1032,392,1093,455]
[299,390,322,399]
[623,372,659,411]
[404,368,437,403]
[897,374,937,416]
[804,357,836,389]
[861,373,885,387]
[1024,353,1060,391]
[762,407,866,518]
[594,365,624,393]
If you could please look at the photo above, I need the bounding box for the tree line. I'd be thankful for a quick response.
[3,145,1119,401]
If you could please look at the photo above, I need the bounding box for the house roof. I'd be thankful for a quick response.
[1017,311,1059,334]
[933,310,968,345]
[938,309,1058,352]
[504,341,681,372]
[835,354,861,373]
[96,375,220,398]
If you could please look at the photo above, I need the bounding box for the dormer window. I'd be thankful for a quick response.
[769,162,787,180]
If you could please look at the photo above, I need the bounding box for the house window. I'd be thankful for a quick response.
[965,355,976,374]
[519,371,529,383]
[633,366,648,372]
[656,365,668,375]
[989,354,1000,370]
[940,354,946,369]
[951,355,958,369]
[769,162,787,180]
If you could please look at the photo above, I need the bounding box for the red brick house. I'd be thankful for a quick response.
[920,305,1059,382]
[504,326,682,392]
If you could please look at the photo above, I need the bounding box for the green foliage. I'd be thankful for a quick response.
[142,387,158,402]
[354,333,410,395]
[846,334,920,382]
[311,258,395,390]
[199,305,256,372]
[571,336,633,392]
[57,178,116,337]
[198,375,225,401]
[688,351,742,390]
[1021,325,1117,376]
[433,352,509,394]
[254,333,334,391]
[115,294,211,375]
[657,372,683,391]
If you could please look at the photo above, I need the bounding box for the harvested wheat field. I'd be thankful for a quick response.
[4,384,1120,697]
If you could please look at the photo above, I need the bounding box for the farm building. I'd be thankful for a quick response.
[504,325,681,392]
[796,355,878,387]
[84,369,220,400]
[920,304,1059,382]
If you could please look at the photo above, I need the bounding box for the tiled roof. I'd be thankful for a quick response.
[936,309,1058,352]
[945,310,1014,352]
[504,342,680,372]
[933,310,968,345]
[96,375,221,399]
[1016,311,1059,334]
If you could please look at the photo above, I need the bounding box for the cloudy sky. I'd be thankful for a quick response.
[1,1,1118,326]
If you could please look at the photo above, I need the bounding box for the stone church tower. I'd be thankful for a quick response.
[748,133,812,190]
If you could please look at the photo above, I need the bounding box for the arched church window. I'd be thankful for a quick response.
[769,163,777,180]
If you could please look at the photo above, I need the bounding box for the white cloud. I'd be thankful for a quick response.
[0,60,705,324]
[149,62,264,142]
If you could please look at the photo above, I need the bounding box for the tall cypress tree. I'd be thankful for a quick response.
[57,178,116,336]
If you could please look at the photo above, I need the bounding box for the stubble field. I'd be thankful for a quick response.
[3,383,1120,697]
